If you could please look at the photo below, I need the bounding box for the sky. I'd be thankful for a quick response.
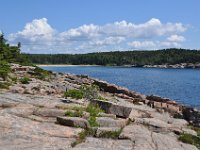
[0,0,200,54]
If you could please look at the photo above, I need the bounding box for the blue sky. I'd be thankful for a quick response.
[1,0,200,53]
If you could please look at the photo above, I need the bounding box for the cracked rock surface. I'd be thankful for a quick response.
[0,92,198,150]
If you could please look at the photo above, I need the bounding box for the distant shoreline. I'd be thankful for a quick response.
[37,64,101,67]
[37,64,200,69]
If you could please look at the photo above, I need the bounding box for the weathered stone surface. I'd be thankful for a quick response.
[57,116,90,129]
[96,117,128,128]
[9,86,25,94]
[98,112,116,119]
[72,137,133,150]
[96,127,121,137]
[93,79,146,99]
[151,132,198,150]
[0,113,82,150]
[129,109,151,121]
[33,108,65,117]
[120,124,156,150]
[91,99,132,118]
[120,124,198,150]
[135,118,171,129]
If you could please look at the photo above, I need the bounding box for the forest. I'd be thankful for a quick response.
[24,49,200,66]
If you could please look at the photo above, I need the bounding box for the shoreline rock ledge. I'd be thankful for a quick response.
[0,64,199,150]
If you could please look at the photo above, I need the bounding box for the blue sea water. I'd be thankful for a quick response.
[42,66,200,108]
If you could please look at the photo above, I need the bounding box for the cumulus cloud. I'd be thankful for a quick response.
[8,18,187,53]
[9,18,55,43]
[167,34,185,43]
[128,41,156,49]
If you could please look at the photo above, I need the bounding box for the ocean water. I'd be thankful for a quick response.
[42,66,200,108]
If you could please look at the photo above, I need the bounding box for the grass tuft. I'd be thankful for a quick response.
[179,133,200,149]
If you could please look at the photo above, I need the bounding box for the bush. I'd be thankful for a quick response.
[33,67,52,80]
[71,128,95,147]
[0,61,11,80]
[179,133,200,149]
[80,84,99,100]
[65,110,83,117]
[20,77,31,84]
[64,89,84,99]
[64,84,100,100]
[197,129,200,137]
[86,104,104,127]
[0,82,11,89]
[97,129,122,139]
[86,104,103,117]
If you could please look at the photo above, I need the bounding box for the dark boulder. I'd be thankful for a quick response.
[91,99,132,118]
[182,107,200,127]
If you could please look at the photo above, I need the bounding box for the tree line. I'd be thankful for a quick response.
[24,49,200,66]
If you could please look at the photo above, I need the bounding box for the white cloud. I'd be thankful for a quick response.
[167,34,185,42]
[9,18,55,43]
[128,41,156,49]
[128,39,182,50]
[8,18,187,53]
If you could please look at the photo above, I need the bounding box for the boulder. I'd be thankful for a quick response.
[56,116,90,129]
[182,106,200,127]
[91,99,132,118]
[96,117,128,128]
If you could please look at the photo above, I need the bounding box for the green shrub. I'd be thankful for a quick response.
[179,133,200,149]
[33,67,52,80]
[0,82,11,89]
[10,76,17,83]
[88,116,98,127]
[97,96,108,101]
[197,129,200,137]
[65,110,83,117]
[71,128,95,147]
[86,104,104,127]
[64,89,84,99]
[0,61,11,80]
[86,104,103,117]
[64,84,100,100]
[80,84,99,100]
[20,77,31,84]
[98,129,122,139]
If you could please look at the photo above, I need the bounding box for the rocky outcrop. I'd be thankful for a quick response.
[0,64,199,150]
[146,95,182,115]
[91,99,132,118]
[143,63,200,69]
[119,124,198,150]
[93,79,146,99]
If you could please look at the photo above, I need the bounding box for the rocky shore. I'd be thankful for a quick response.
[142,63,200,69]
[0,64,200,150]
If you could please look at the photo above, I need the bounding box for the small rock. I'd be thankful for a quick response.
[57,116,90,129]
